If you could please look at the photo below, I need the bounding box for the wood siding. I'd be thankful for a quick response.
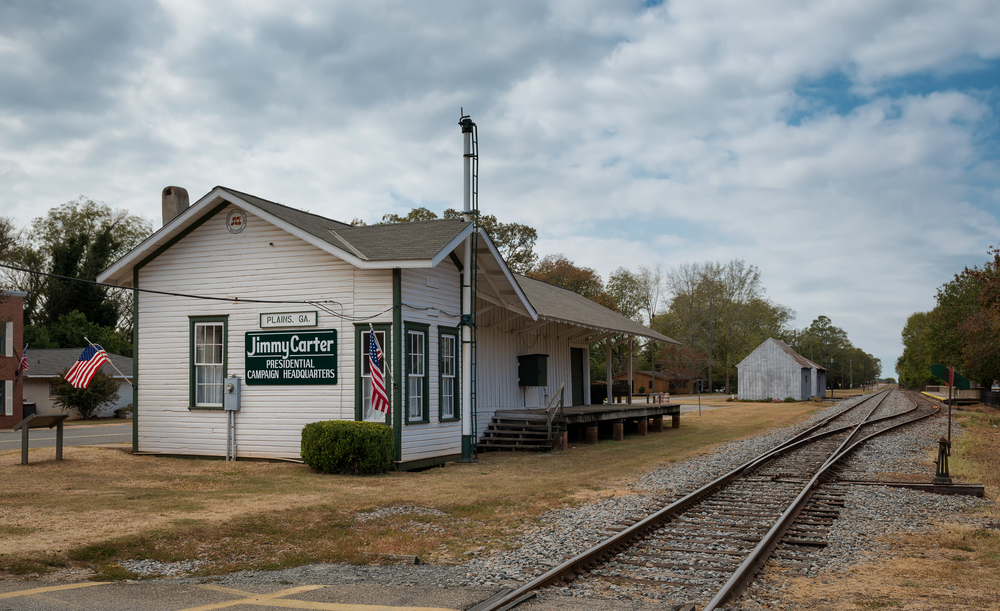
[474,301,578,438]
[133,205,615,460]
[136,204,393,460]
[737,340,809,401]
[398,265,462,461]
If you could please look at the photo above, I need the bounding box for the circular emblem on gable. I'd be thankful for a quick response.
[226,209,247,234]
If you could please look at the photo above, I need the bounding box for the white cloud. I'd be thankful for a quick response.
[1,0,999,375]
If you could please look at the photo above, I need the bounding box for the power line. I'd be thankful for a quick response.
[0,262,393,322]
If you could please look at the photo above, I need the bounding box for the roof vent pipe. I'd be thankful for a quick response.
[162,186,190,226]
[460,111,475,218]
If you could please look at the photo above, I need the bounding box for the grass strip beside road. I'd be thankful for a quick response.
[0,400,850,580]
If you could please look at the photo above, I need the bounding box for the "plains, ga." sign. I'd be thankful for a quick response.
[259,311,318,328]
[245,330,337,385]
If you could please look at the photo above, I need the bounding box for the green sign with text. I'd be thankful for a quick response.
[245,330,337,385]
[930,363,971,390]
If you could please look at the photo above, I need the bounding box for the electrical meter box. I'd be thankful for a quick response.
[224,377,241,411]
[517,354,548,387]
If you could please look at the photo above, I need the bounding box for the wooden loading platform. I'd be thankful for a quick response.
[478,403,682,452]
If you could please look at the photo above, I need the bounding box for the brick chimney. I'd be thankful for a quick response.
[162,186,190,226]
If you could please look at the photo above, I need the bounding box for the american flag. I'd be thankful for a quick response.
[64,344,110,389]
[17,344,28,373]
[369,332,390,414]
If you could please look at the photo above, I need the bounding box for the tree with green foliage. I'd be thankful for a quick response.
[715,261,794,393]
[528,253,616,310]
[792,315,880,391]
[0,216,19,311]
[380,207,439,224]
[795,315,849,366]
[51,368,121,420]
[379,206,539,274]
[896,256,992,387]
[958,248,1000,384]
[606,267,644,322]
[45,227,119,327]
[6,197,152,351]
[896,311,937,388]
[0,216,16,261]
[659,260,794,393]
[469,212,539,274]
[928,268,983,374]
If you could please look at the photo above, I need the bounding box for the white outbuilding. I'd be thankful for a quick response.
[736,338,826,401]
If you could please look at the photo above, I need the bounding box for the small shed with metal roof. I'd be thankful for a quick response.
[98,185,676,468]
[736,338,826,401]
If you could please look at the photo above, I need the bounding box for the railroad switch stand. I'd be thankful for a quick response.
[932,437,953,485]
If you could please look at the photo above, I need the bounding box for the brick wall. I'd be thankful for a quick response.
[0,293,24,429]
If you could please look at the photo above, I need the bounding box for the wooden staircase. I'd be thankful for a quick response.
[478,412,563,451]
[478,384,566,452]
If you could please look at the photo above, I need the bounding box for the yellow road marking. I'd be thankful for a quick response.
[180,584,459,611]
[199,584,326,598]
[0,582,107,599]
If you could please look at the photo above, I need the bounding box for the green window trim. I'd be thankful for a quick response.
[355,323,392,424]
[438,326,460,422]
[405,322,429,424]
[189,315,228,410]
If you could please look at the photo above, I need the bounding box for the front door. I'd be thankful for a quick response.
[571,347,585,406]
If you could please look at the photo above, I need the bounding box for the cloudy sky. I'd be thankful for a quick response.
[2,1,999,376]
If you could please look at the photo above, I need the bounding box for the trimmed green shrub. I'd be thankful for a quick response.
[301,420,393,475]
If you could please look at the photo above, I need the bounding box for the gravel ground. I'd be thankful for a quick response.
[121,392,991,611]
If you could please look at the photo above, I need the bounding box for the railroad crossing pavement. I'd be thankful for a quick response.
[0,581,492,611]
[0,422,132,453]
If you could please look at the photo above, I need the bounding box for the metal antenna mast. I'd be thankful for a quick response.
[459,110,479,462]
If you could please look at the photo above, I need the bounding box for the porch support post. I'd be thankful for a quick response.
[627,337,633,405]
[606,338,612,404]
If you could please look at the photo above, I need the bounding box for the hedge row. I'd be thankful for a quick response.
[300,420,393,475]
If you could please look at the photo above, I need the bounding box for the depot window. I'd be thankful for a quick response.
[189,315,227,409]
[406,323,429,424]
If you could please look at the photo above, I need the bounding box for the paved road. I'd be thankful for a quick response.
[0,423,132,452]
[0,581,493,611]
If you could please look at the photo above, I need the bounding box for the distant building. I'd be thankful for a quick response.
[737,338,826,401]
[612,370,692,395]
[22,349,133,419]
[0,291,25,428]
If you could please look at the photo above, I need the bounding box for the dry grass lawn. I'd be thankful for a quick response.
[1,390,996,609]
[0,399,820,578]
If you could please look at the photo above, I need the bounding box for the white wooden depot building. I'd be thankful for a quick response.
[98,186,671,469]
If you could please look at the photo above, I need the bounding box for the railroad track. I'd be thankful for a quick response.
[471,390,938,611]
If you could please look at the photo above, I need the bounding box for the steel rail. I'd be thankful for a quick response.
[818,388,892,471]
[700,391,938,610]
[469,390,894,611]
